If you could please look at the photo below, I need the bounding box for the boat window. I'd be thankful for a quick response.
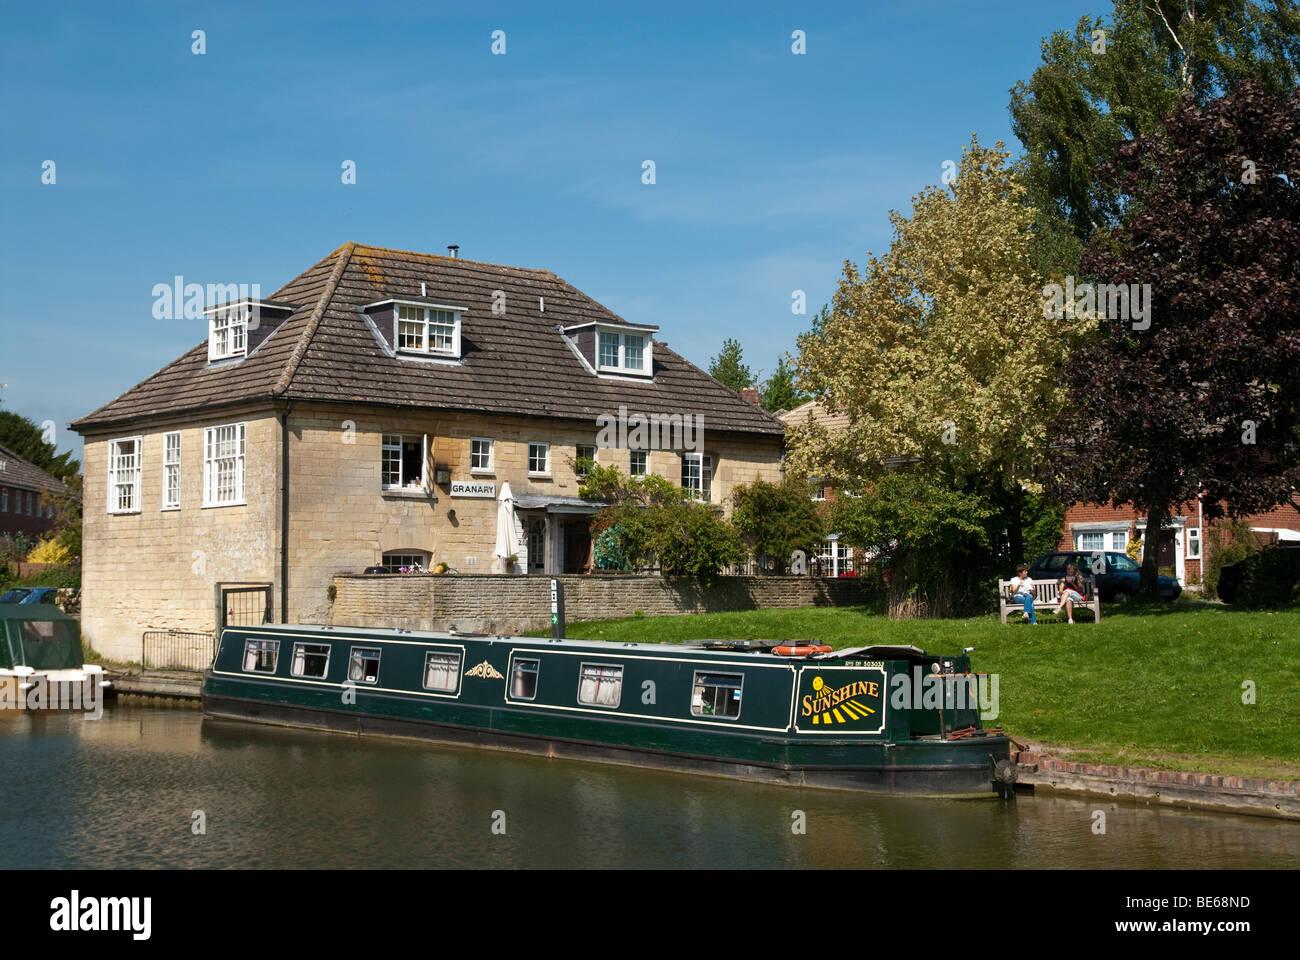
[290,642,331,679]
[691,672,743,719]
[510,657,540,700]
[577,663,623,708]
[423,651,461,692]
[242,639,279,673]
[21,620,57,643]
[348,646,381,684]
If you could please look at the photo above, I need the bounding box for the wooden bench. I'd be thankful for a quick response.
[998,576,1101,624]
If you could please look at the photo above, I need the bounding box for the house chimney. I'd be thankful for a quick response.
[740,387,760,405]
[447,244,459,258]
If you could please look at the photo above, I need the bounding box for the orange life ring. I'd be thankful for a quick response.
[773,644,833,657]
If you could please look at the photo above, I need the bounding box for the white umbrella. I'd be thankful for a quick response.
[494,481,517,568]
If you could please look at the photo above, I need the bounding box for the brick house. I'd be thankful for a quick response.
[1059,500,1300,587]
[0,443,66,539]
[71,243,785,659]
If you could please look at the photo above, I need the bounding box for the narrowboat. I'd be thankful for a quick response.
[0,603,112,712]
[202,624,1016,797]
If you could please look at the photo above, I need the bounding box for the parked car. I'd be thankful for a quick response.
[1217,543,1300,603]
[0,586,60,604]
[1028,551,1181,602]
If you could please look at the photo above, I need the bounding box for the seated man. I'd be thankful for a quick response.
[1055,562,1087,624]
[1010,563,1037,624]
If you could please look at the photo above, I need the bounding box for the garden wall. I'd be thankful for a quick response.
[329,574,874,636]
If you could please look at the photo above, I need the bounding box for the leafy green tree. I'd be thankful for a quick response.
[580,464,745,577]
[708,338,754,392]
[830,473,998,618]
[730,477,826,568]
[791,137,1086,565]
[0,410,80,481]
[758,355,809,413]
[1010,0,1300,272]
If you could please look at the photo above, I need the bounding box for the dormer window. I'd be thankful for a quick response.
[209,305,248,361]
[596,329,650,375]
[396,304,460,357]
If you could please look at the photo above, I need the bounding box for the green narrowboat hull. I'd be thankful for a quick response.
[202,625,1013,798]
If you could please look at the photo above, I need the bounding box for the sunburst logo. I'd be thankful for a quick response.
[464,660,504,680]
[803,674,880,725]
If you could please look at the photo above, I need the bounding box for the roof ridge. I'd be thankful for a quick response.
[351,242,555,275]
[274,243,355,396]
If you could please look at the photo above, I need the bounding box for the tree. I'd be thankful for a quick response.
[830,473,998,618]
[0,410,80,481]
[708,338,754,392]
[579,464,745,577]
[1046,82,1300,598]
[730,477,826,568]
[791,136,1088,563]
[758,355,809,412]
[1010,0,1300,272]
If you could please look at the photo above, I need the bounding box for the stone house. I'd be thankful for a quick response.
[0,443,66,540]
[71,243,784,659]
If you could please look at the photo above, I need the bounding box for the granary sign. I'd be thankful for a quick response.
[449,480,496,498]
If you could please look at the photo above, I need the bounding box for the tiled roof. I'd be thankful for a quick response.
[72,243,785,438]
[0,444,69,495]
[778,398,850,433]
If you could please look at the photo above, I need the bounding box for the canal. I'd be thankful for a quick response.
[3,706,1296,869]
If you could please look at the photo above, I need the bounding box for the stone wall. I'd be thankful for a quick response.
[330,573,873,635]
[79,405,282,661]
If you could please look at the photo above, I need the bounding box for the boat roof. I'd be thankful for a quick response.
[0,603,76,621]
[228,623,935,661]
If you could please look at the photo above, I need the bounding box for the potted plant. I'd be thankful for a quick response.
[505,554,519,572]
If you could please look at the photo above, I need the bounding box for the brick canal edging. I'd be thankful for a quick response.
[1015,748,1300,821]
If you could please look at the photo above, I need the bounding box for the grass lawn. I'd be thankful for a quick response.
[529,600,1300,780]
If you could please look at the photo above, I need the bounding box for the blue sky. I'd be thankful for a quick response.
[0,0,1091,462]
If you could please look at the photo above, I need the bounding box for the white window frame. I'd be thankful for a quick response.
[381,433,429,491]
[575,444,597,479]
[381,551,429,572]
[107,436,143,515]
[691,671,743,720]
[162,431,181,510]
[347,646,382,685]
[810,477,826,501]
[290,642,332,680]
[577,662,623,708]
[629,449,648,477]
[208,305,248,361]
[681,453,712,502]
[422,649,462,694]
[394,303,461,358]
[242,639,279,673]
[595,327,652,375]
[470,438,494,474]
[528,442,550,477]
[203,422,247,507]
[1186,527,1201,559]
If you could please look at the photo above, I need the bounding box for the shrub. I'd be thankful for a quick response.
[27,538,72,565]
[730,477,827,568]
[1204,520,1258,600]
[1236,547,1300,609]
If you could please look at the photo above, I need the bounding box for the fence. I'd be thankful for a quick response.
[141,630,217,674]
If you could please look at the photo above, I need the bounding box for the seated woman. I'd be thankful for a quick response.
[1055,562,1087,623]
[1009,563,1037,624]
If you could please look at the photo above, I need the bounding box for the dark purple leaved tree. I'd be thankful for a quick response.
[1048,80,1300,598]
